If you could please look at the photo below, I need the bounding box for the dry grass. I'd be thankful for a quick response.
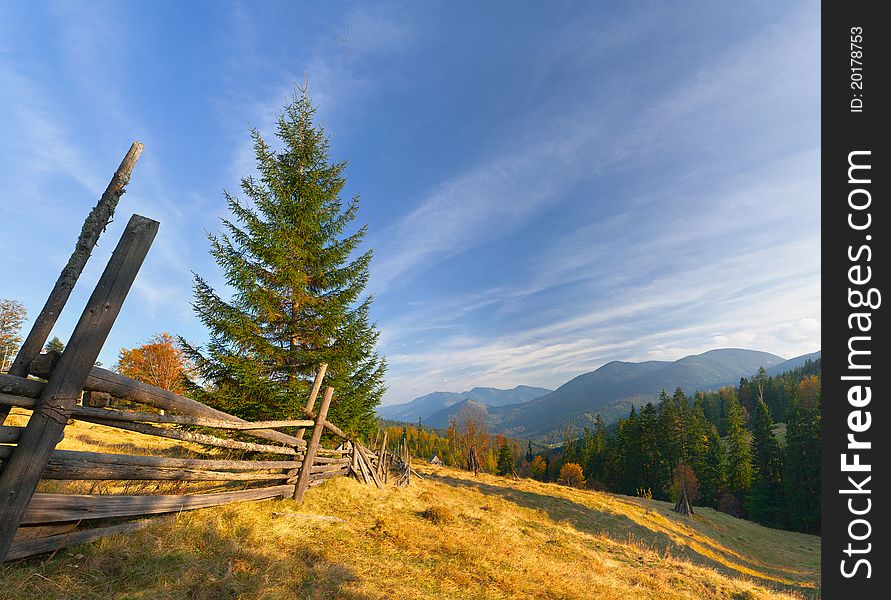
[0,412,820,599]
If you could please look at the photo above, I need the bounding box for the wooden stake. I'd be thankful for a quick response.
[2,143,144,429]
[0,214,158,561]
[293,387,333,501]
[295,363,327,441]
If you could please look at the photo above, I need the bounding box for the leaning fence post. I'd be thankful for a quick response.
[0,143,144,427]
[0,214,159,561]
[292,386,333,502]
[295,363,327,441]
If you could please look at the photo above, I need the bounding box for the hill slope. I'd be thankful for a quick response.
[1,458,819,599]
[379,384,551,422]
[765,351,821,376]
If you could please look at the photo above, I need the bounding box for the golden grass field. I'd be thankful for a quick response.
[0,411,820,599]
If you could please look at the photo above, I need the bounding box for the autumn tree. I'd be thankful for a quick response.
[670,464,700,504]
[529,455,547,479]
[116,333,194,395]
[458,404,489,472]
[0,299,27,372]
[558,462,586,488]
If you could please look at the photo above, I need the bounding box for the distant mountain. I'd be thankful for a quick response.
[765,351,821,376]
[378,385,552,423]
[424,398,493,429]
[459,348,786,442]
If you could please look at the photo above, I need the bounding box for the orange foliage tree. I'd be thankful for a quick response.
[557,462,586,488]
[116,333,194,394]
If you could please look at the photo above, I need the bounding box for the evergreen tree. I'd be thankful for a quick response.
[784,394,821,532]
[587,414,608,483]
[699,426,727,507]
[44,336,65,354]
[724,390,753,507]
[183,88,386,435]
[685,400,710,478]
[638,402,667,497]
[496,439,515,476]
[747,400,787,527]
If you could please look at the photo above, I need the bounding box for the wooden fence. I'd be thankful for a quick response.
[0,144,384,562]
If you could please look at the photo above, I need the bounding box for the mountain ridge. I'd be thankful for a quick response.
[378,384,552,422]
[417,348,817,441]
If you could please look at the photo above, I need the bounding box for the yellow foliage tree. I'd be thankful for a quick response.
[530,455,547,479]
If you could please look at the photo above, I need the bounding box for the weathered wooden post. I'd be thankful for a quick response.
[377,430,388,480]
[292,386,333,501]
[0,214,159,560]
[295,363,327,441]
[1,143,144,427]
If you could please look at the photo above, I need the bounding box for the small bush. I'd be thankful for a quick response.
[420,506,453,524]
[557,463,586,488]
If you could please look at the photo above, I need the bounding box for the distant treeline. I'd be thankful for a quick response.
[538,359,821,533]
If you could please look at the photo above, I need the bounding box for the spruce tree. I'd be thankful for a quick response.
[184,88,386,435]
[699,426,727,507]
[44,336,66,354]
[747,400,787,527]
[496,439,515,476]
[784,394,821,532]
[724,390,753,505]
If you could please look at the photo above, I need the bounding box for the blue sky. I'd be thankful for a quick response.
[0,1,819,406]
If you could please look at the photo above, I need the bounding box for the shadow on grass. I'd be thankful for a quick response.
[426,473,817,596]
[0,513,373,600]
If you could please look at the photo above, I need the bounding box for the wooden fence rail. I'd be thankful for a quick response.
[0,159,386,561]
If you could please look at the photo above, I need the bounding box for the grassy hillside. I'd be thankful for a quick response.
[0,412,819,599]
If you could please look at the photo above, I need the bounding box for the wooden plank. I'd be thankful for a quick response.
[23,363,305,449]
[377,431,388,480]
[355,445,372,485]
[311,456,350,466]
[62,403,313,429]
[0,426,23,444]
[0,446,300,472]
[295,363,327,441]
[6,518,158,561]
[77,417,298,455]
[356,442,383,490]
[39,463,290,482]
[13,523,78,542]
[1,142,144,428]
[310,463,349,475]
[293,387,333,502]
[0,386,308,445]
[316,448,350,457]
[307,468,348,481]
[0,378,44,402]
[0,214,159,561]
[21,485,294,524]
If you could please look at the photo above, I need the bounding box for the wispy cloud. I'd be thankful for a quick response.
[376,4,819,404]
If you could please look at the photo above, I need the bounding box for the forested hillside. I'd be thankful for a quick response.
[532,359,821,533]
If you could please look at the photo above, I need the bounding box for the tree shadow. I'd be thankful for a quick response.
[426,473,818,596]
